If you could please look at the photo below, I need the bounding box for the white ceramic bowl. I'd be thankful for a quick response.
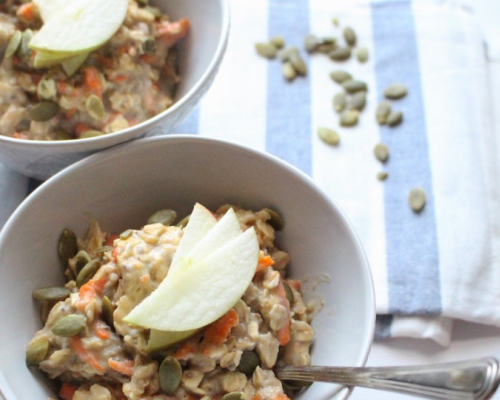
[0,136,375,400]
[0,0,230,180]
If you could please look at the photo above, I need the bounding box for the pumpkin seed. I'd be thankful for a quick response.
[264,208,284,231]
[176,215,190,228]
[19,29,33,60]
[80,130,104,139]
[289,52,307,76]
[333,92,347,113]
[255,42,277,59]
[316,37,337,53]
[387,110,403,127]
[329,47,351,61]
[282,62,296,81]
[409,187,426,212]
[147,209,177,226]
[52,314,86,337]
[303,35,319,52]
[384,83,407,99]
[282,379,313,389]
[41,301,54,323]
[280,47,299,62]
[58,229,77,267]
[343,27,356,47]
[377,171,389,181]
[237,351,260,375]
[32,286,71,302]
[37,77,57,101]
[375,102,391,125]
[26,339,49,366]
[332,17,339,26]
[159,356,182,395]
[29,101,59,122]
[221,392,246,400]
[85,94,105,121]
[342,80,367,93]
[270,36,285,49]
[283,281,295,303]
[142,37,156,55]
[56,131,72,140]
[76,259,101,288]
[329,70,352,84]
[102,295,114,329]
[339,110,359,127]
[75,250,92,274]
[349,91,366,111]
[356,47,369,63]
[374,143,389,163]
[5,30,22,59]
[318,127,340,146]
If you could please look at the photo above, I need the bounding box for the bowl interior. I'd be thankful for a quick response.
[0,136,374,400]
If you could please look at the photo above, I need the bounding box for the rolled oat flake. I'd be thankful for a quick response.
[409,187,426,212]
[374,143,389,162]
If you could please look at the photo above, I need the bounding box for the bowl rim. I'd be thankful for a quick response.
[0,134,375,399]
[0,0,231,149]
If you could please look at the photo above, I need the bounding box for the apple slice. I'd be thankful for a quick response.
[34,0,68,22]
[148,328,198,352]
[62,53,89,76]
[170,208,241,275]
[124,227,259,331]
[29,0,128,55]
[33,50,76,68]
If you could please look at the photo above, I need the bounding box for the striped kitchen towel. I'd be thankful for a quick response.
[0,0,497,345]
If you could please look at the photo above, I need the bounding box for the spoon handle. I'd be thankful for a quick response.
[275,357,500,400]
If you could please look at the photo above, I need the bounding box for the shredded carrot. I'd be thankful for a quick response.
[93,321,110,340]
[275,282,291,346]
[156,18,190,47]
[274,394,291,400]
[110,74,128,83]
[74,122,89,136]
[59,382,77,400]
[17,2,35,21]
[77,275,107,311]
[203,309,239,347]
[70,336,107,374]
[252,395,263,400]
[84,66,102,98]
[63,109,77,120]
[96,55,114,68]
[174,342,196,360]
[256,252,275,272]
[104,233,119,247]
[108,358,134,376]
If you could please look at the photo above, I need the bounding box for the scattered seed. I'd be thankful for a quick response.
[384,83,407,99]
[282,380,313,389]
[332,17,339,26]
[32,286,71,302]
[289,52,307,75]
[85,94,105,121]
[333,92,347,113]
[329,70,352,84]
[58,229,77,267]
[29,101,59,122]
[5,30,22,59]
[176,215,190,228]
[37,77,57,101]
[316,37,337,53]
[255,42,277,59]
[19,29,33,61]
[343,27,356,47]
[377,171,389,181]
[339,110,359,127]
[102,295,114,329]
[282,62,296,81]
[221,392,245,400]
[270,35,285,49]
[409,187,426,212]
[280,46,299,62]
[75,250,92,275]
[264,208,284,231]
[343,80,367,93]
[52,314,86,337]
[26,339,49,366]
[303,35,319,52]
[356,47,369,63]
[349,91,366,111]
[282,281,295,303]
[375,102,391,125]
[159,356,182,395]
[387,110,403,127]
[237,351,261,375]
[329,46,351,61]
[374,143,389,162]
[317,127,340,146]
[147,209,177,226]
[76,259,101,288]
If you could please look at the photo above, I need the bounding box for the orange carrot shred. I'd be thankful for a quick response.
[104,233,119,247]
[108,358,134,376]
[70,336,107,374]
[84,66,102,98]
[17,2,35,21]
[203,309,239,346]
[93,321,110,340]
[156,18,190,47]
[256,253,274,272]
[59,382,77,400]
[77,275,107,311]
[174,342,196,360]
[274,394,291,400]
[275,281,291,346]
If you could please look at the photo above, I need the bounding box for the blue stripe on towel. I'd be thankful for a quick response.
[371,1,441,315]
[266,0,311,175]
[176,107,199,134]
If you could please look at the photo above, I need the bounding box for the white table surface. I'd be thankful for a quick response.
[351,0,500,398]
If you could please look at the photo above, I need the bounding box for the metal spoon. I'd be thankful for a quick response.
[275,357,500,399]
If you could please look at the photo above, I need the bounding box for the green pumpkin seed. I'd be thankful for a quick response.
[332,17,339,26]
[80,130,104,139]
[342,80,367,94]
[58,229,77,267]
[237,351,260,375]
[52,314,86,337]
[270,36,285,49]
[176,215,190,228]
[409,187,426,212]
[339,110,359,127]
[282,379,313,389]
[221,392,246,400]
[255,42,277,59]
[329,47,351,61]
[317,127,340,146]
[282,61,296,81]
[387,110,403,127]
[41,301,55,323]
[374,143,389,163]
[142,37,156,55]
[333,92,347,113]
[85,94,105,121]
[159,356,182,395]
[32,286,71,302]
[384,83,407,99]
[375,102,391,125]
[19,29,33,60]
[75,250,92,274]
[26,339,49,366]
[5,30,22,59]
[37,77,57,101]
[343,27,357,47]
[282,281,295,303]
[280,47,299,62]
[329,70,352,84]
[56,131,72,140]
[303,35,319,52]
[356,47,369,63]
[147,209,177,226]
[102,295,114,329]
[289,52,307,76]
[29,101,59,122]
[349,92,366,111]
[377,171,389,181]
[76,259,101,288]
[316,37,337,53]
[264,208,284,231]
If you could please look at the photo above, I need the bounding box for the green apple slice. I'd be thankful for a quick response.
[148,328,198,352]
[62,53,89,76]
[34,50,76,68]
[170,208,241,275]
[34,0,68,22]
[124,228,259,331]
[29,0,128,55]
